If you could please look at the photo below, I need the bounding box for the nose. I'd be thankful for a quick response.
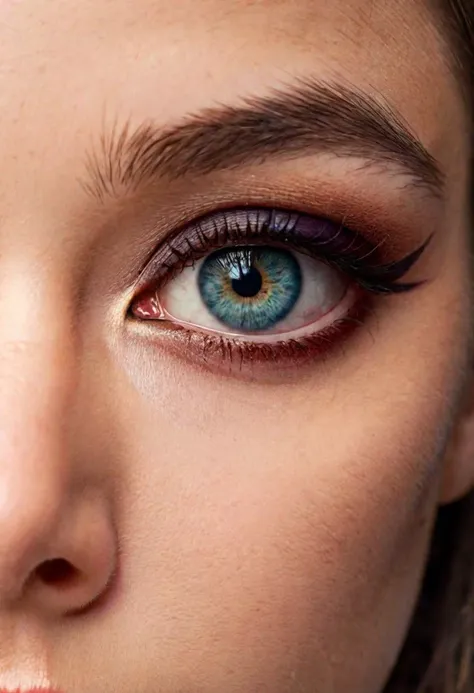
[0,273,117,617]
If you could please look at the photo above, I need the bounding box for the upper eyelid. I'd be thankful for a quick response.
[131,207,431,299]
[81,77,445,204]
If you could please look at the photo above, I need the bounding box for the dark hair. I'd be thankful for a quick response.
[384,2,474,691]
[438,0,474,95]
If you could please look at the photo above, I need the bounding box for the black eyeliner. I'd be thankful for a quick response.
[134,207,431,297]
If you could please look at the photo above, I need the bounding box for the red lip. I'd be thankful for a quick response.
[0,689,63,693]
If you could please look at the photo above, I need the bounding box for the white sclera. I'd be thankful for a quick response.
[158,250,353,343]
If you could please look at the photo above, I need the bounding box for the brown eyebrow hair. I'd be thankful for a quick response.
[82,78,444,203]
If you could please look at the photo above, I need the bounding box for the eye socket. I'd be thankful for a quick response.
[132,244,353,343]
[128,206,430,365]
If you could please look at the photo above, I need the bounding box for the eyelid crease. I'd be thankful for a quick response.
[81,77,445,204]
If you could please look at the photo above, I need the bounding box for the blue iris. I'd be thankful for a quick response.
[198,246,302,331]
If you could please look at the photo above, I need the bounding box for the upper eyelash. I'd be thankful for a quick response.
[134,207,431,297]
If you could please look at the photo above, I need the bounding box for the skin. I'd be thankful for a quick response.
[0,0,473,691]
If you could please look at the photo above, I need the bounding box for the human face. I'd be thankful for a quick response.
[0,0,471,691]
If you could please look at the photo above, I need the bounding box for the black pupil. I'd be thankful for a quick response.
[231,265,263,298]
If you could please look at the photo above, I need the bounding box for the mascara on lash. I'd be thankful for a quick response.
[129,207,432,304]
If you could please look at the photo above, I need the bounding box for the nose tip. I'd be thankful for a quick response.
[0,454,117,616]
[21,496,118,616]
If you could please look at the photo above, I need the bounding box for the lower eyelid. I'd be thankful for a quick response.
[125,291,372,382]
[143,283,358,345]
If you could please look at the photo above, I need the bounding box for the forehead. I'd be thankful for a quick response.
[0,0,466,204]
[0,0,454,116]
[0,1,451,82]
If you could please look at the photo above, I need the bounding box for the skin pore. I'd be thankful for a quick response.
[0,0,473,691]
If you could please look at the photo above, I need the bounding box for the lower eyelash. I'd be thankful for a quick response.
[131,293,372,376]
[210,303,367,364]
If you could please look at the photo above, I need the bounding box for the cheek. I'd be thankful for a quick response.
[88,257,469,691]
[83,348,453,692]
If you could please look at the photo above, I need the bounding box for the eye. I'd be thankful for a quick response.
[129,207,430,364]
[133,245,352,343]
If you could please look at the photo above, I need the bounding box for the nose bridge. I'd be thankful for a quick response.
[0,264,77,593]
[0,255,76,404]
[0,263,76,454]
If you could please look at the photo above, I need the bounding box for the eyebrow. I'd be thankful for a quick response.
[82,77,445,202]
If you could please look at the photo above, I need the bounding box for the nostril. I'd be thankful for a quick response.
[36,558,78,586]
